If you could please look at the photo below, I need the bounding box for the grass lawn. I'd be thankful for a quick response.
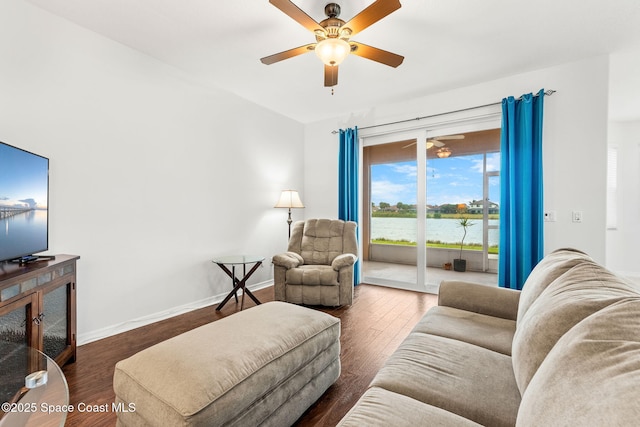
[372,238,499,255]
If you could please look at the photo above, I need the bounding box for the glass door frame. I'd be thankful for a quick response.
[359,107,501,291]
[484,166,500,272]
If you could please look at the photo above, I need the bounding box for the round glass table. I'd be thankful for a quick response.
[0,343,69,427]
[212,255,265,311]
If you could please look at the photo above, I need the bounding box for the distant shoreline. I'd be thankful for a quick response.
[372,212,499,220]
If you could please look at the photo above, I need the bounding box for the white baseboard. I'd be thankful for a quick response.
[77,280,274,346]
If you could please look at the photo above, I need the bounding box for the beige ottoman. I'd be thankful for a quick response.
[113,301,340,426]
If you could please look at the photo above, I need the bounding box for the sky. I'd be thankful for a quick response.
[371,153,501,207]
[0,143,49,209]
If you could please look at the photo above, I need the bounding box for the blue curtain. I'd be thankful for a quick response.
[499,89,545,290]
[338,127,360,285]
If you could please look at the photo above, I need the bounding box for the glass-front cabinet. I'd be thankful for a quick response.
[0,255,78,366]
[0,293,41,360]
[0,256,77,426]
[42,281,72,360]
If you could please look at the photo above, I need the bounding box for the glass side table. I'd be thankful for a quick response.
[212,255,265,311]
[0,343,69,427]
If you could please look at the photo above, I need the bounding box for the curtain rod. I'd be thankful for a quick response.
[331,89,556,134]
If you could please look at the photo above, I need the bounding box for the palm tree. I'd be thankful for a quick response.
[457,217,474,259]
[454,216,475,272]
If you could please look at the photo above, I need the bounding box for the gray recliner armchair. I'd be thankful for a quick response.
[273,219,358,306]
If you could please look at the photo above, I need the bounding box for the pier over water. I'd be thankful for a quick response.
[0,206,32,220]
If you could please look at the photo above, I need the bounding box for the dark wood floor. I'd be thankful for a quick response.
[62,284,438,427]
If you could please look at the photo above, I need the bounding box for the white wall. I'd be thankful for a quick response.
[606,48,640,277]
[607,121,640,275]
[303,56,610,264]
[0,0,304,342]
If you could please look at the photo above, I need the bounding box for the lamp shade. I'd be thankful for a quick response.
[315,38,350,66]
[274,190,305,208]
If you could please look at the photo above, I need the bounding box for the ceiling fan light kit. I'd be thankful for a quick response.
[315,38,350,66]
[436,147,452,158]
[261,0,404,88]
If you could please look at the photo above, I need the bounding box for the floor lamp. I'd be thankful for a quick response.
[275,190,305,239]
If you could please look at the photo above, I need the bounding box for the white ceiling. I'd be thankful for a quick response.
[25,0,640,123]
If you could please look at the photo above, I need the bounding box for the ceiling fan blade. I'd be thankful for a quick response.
[324,65,338,87]
[260,43,316,65]
[350,42,404,67]
[269,0,325,34]
[427,139,445,147]
[436,135,465,140]
[404,141,440,149]
[342,0,401,37]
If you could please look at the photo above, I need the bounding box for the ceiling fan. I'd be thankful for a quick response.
[260,0,404,88]
[403,135,466,149]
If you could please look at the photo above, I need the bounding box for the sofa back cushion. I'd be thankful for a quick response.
[516,298,640,427]
[288,219,357,265]
[517,248,592,323]
[512,260,639,394]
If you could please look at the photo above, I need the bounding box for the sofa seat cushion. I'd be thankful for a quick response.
[512,260,639,394]
[338,387,483,427]
[370,333,520,427]
[415,306,516,355]
[286,265,339,286]
[517,298,640,427]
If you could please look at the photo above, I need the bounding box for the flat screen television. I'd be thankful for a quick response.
[0,141,49,263]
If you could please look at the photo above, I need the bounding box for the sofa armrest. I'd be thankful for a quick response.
[332,254,357,271]
[438,280,521,321]
[272,252,304,269]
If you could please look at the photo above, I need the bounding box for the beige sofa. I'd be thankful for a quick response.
[338,248,640,426]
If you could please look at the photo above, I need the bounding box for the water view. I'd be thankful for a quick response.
[0,210,48,260]
[371,217,499,247]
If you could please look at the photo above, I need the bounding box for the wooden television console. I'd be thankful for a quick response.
[0,255,80,367]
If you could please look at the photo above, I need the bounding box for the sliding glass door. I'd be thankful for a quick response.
[363,138,421,290]
[361,117,501,292]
